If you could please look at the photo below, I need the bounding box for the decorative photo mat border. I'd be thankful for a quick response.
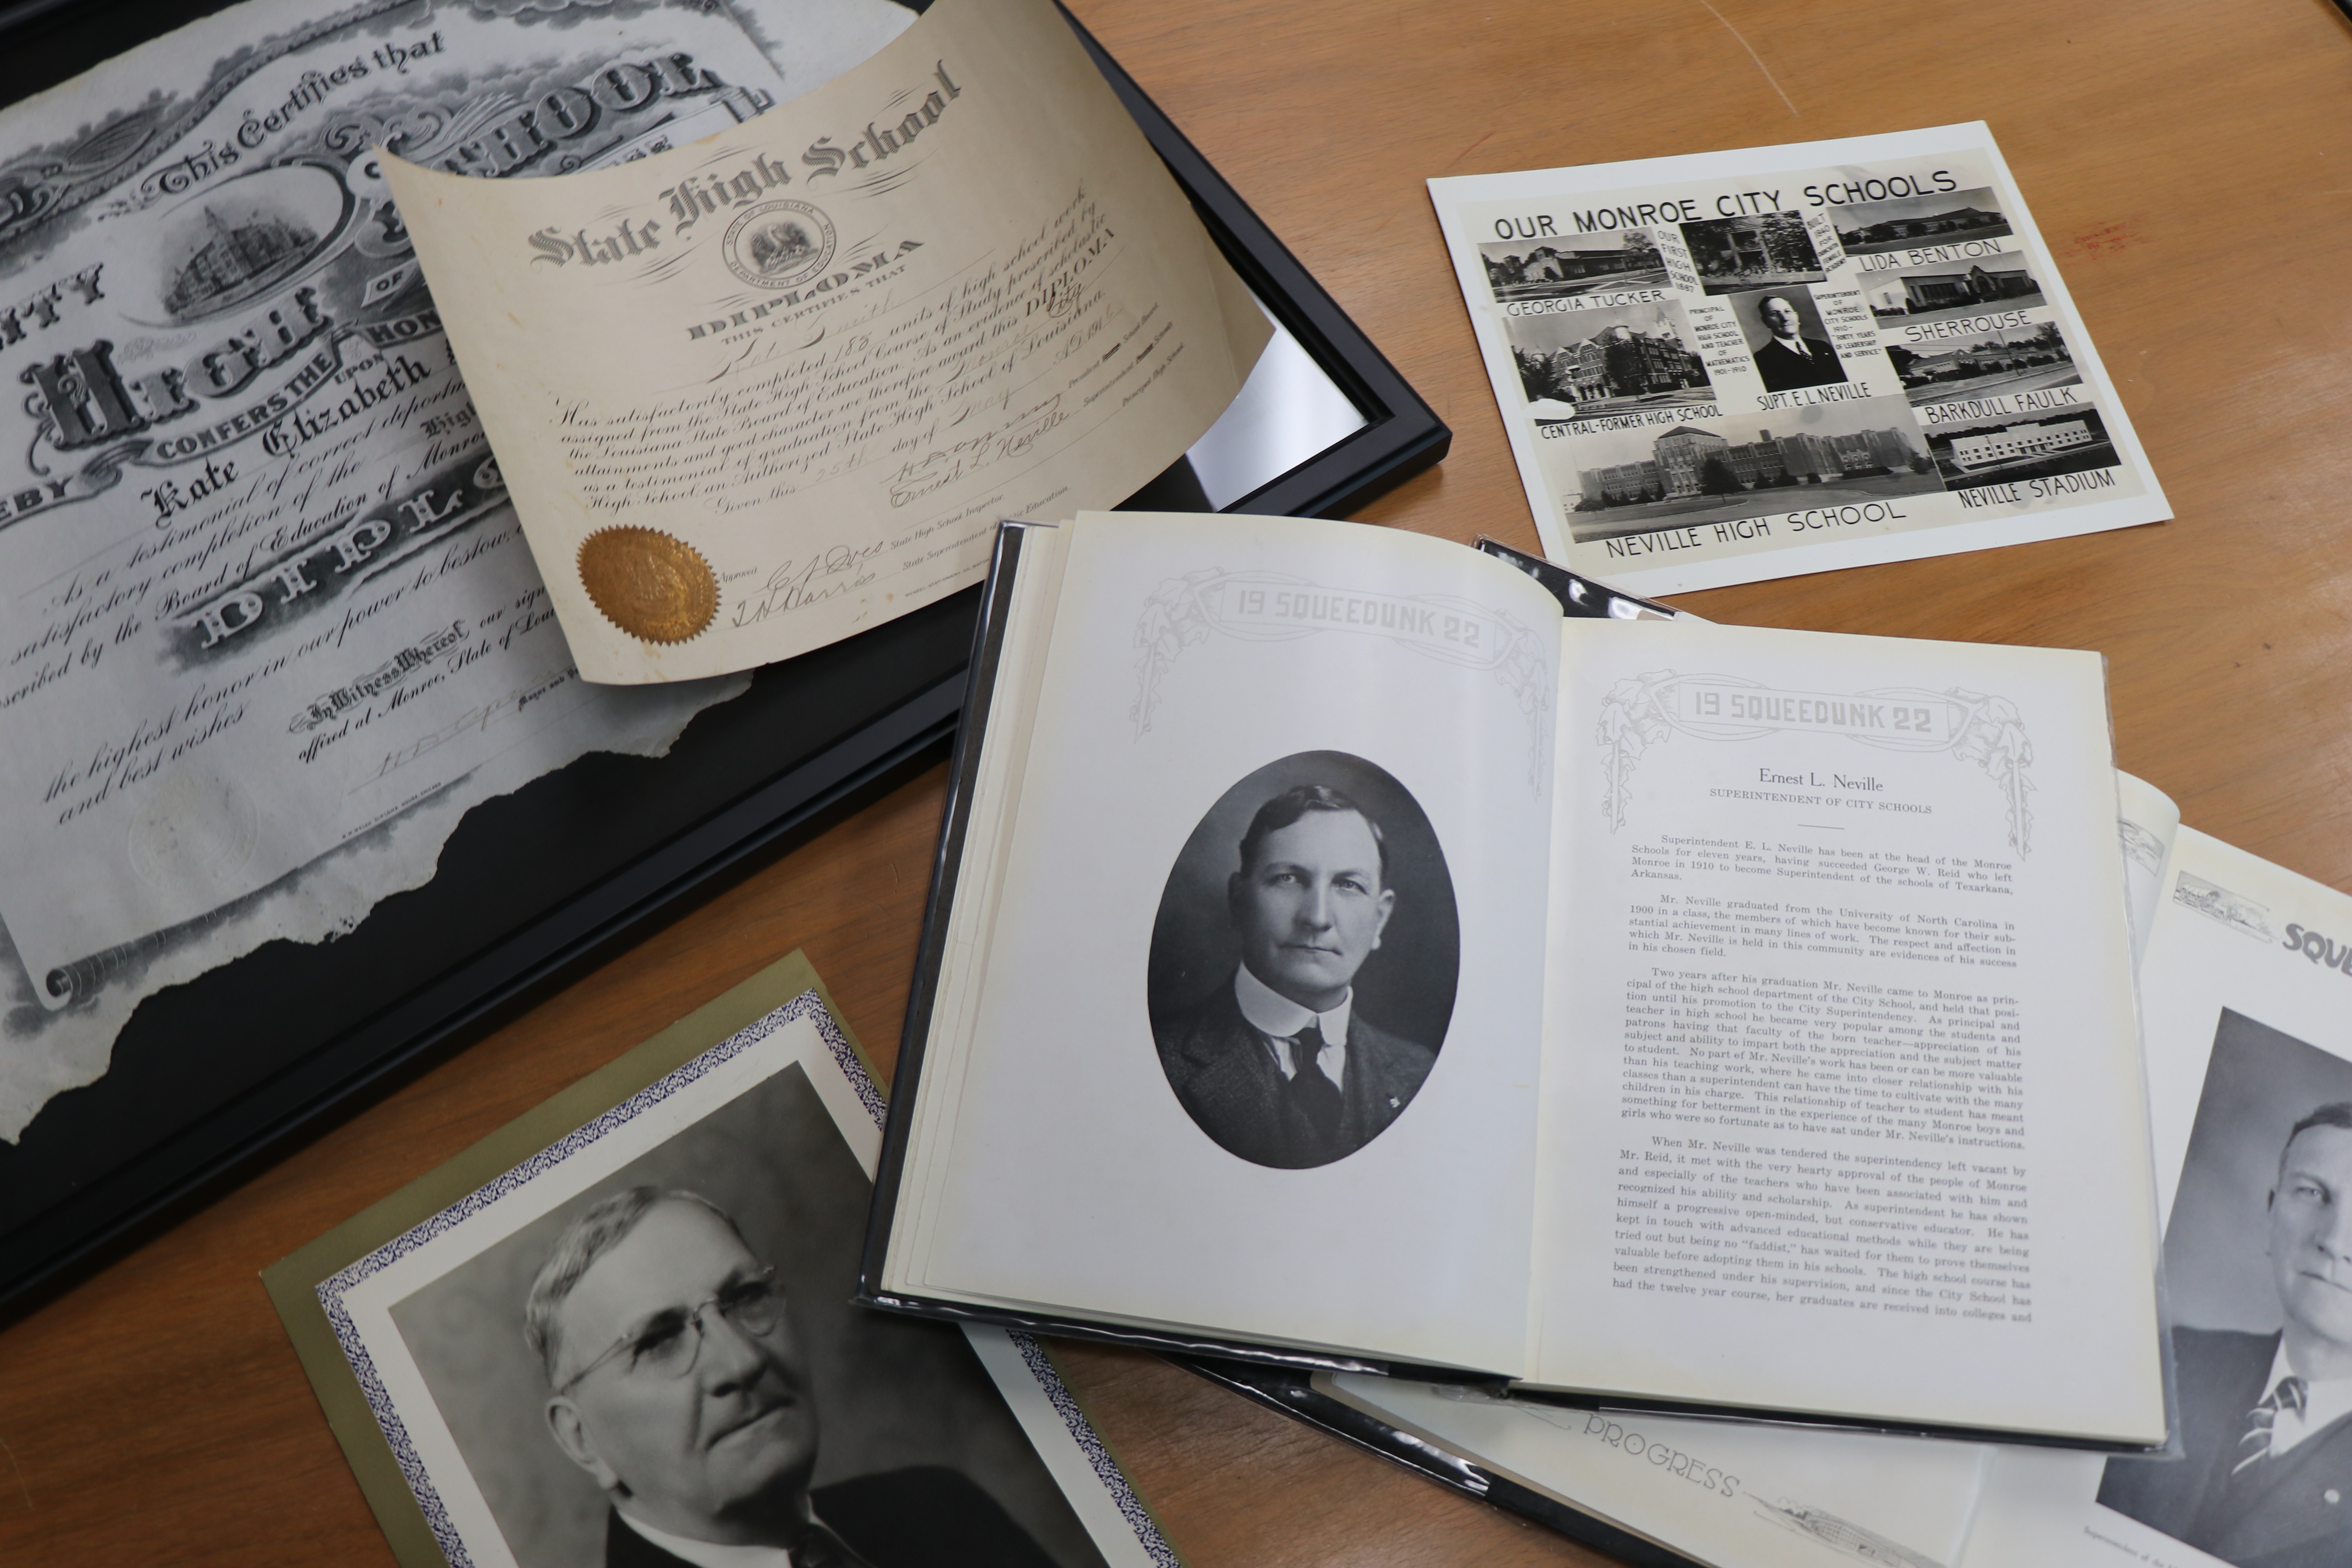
[265,951,1171,1568]
[1009,1332,1182,1568]
[315,992,842,1568]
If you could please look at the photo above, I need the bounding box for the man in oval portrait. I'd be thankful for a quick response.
[1154,782,1439,1169]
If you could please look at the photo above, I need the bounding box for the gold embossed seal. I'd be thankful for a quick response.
[577,527,719,643]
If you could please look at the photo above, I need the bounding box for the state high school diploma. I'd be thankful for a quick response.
[385,0,1270,683]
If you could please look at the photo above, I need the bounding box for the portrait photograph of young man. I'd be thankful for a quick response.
[1146,750,1458,1170]
[2098,1010,2352,1568]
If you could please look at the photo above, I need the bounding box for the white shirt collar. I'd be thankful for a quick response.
[1234,962,1352,1043]
[616,1510,810,1568]
[1772,334,1807,356]
[1234,964,1350,1087]
[2264,1342,2352,1455]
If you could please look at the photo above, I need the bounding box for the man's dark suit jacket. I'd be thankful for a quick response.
[604,1466,1062,1568]
[1750,335,1846,392]
[2097,1327,2352,1568]
[1156,976,1438,1169]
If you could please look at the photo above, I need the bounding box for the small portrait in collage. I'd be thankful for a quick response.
[1924,407,2120,491]
[1726,287,1846,393]
[1479,228,1671,302]
[1504,299,1714,423]
[1677,211,1824,294]
[1893,322,2080,408]
[1831,186,2014,256]
[2098,1009,2352,1568]
[1862,251,2045,326]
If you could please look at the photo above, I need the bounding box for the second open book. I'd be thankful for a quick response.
[863,511,2165,1448]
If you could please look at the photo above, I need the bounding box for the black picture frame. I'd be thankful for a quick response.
[0,0,1449,1314]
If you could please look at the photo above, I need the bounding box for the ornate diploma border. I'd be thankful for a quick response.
[1596,670,2036,853]
[313,988,1171,1568]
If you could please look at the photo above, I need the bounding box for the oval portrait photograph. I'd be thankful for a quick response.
[1147,751,1459,1169]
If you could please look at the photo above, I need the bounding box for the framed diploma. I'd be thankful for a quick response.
[0,0,1446,1310]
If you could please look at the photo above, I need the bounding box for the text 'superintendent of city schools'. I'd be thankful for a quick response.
[386,0,1271,683]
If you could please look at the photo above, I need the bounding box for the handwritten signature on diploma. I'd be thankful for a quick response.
[731,539,890,628]
[885,393,1070,508]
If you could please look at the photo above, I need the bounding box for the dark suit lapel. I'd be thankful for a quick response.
[1337,1016,1436,1152]
[1335,1017,1374,1150]
[2204,1406,2352,1563]
[2164,1330,2283,1548]
[1338,1020,1395,1146]
[1183,1024,1281,1133]
[1170,987,1436,1166]
[1171,986,1295,1163]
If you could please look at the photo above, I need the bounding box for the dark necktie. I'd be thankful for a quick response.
[1286,1022,1343,1139]
[2233,1373,2308,1474]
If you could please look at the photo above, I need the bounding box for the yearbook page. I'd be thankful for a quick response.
[1429,123,2169,594]
[385,0,1270,683]
[1200,777,2180,1568]
[1960,826,2352,1568]
[889,514,1563,1371]
[1528,621,2164,1442]
[1163,777,2182,1568]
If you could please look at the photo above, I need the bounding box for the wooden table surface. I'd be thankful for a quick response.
[3,0,2348,1561]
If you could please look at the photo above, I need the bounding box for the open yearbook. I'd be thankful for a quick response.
[1211,776,2352,1568]
[862,511,2167,1448]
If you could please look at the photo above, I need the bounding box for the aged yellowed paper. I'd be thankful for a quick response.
[387,0,1270,682]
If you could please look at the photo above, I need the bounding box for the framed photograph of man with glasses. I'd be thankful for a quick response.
[268,953,1168,1568]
